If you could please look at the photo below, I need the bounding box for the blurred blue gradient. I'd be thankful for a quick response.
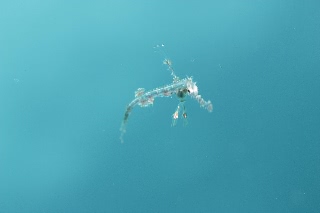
[0,0,320,212]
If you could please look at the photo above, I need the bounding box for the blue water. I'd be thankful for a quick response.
[1,0,320,212]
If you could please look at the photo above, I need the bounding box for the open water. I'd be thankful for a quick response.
[1,0,319,212]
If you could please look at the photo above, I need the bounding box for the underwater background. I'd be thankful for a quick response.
[1,0,320,212]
